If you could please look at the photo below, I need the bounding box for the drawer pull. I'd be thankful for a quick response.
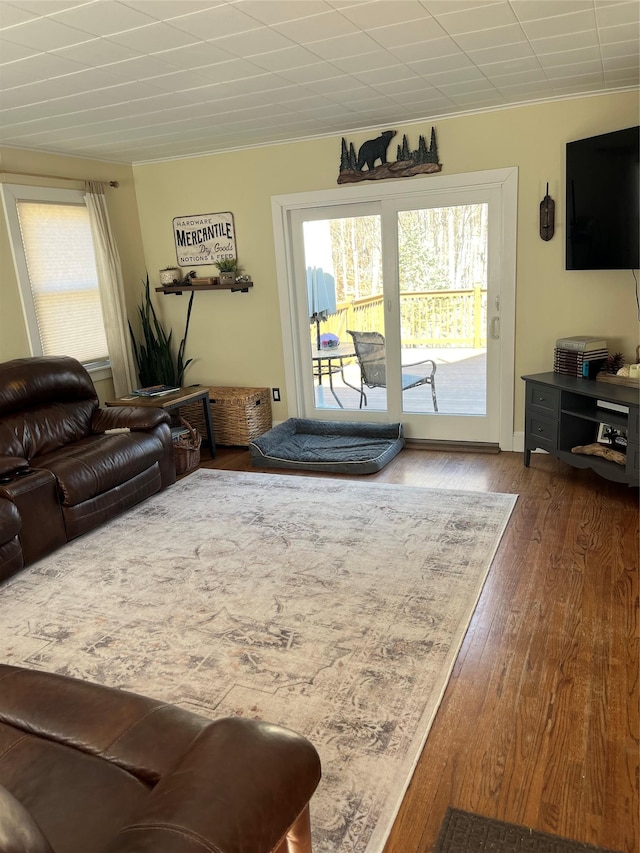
[538,427,544,432]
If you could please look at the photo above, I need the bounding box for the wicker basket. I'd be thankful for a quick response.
[172,418,201,475]
[181,386,272,447]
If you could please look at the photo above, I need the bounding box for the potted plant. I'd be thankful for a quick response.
[159,265,181,286]
[128,275,194,387]
[214,258,241,285]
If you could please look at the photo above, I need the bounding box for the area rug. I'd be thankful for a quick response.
[0,470,516,853]
[435,807,623,853]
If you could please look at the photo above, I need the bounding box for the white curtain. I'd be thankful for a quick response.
[84,182,137,397]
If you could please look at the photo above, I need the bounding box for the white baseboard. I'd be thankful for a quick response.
[271,426,532,455]
[512,431,524,453]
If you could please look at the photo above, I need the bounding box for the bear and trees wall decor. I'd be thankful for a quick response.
[338,127,442,184]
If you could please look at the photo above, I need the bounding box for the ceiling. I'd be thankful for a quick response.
[0,0,638,165]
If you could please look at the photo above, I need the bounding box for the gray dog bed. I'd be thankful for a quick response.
[248,418,404,474]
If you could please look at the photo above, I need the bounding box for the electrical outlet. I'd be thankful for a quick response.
[272,388,280,402]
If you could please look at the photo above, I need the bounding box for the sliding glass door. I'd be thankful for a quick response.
[275,168,516,448]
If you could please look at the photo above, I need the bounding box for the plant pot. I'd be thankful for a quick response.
[219,271,236,285]
[159,268,180,286]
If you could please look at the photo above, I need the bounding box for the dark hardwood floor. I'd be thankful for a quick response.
[199,445,638,853]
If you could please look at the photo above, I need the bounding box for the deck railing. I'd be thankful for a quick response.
[315,285,487,349]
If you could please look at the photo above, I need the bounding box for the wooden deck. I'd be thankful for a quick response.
[314,347,487,415]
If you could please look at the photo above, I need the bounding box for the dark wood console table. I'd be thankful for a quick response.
[522,372,639,486]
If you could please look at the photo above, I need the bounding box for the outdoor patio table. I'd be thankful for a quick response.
[311,345,356,409]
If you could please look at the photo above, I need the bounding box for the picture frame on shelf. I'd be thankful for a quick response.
[596,422,628,453]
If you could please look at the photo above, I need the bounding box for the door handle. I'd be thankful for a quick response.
[490,316,500,339]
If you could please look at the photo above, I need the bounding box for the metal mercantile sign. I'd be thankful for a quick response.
[173,211,236,266]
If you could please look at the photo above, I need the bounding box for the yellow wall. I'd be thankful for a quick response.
[133,92,639,433]
[0,147,147,401]
[1,92,638,431]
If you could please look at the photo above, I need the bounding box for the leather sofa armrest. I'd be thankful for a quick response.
[91,407,171,432]
[108,717,322,853]
[0,456,29,478]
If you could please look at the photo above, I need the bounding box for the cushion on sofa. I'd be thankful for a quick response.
[60,468,162,541]
[0,785,53,853]
[2,401,98,459]
[1,739,150,853]
[32,432,168,506]
[0,357,99,459]
[0,357,97,415]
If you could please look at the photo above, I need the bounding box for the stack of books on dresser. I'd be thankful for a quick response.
[554,336,608,378]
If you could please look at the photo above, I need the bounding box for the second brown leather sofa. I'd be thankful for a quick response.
[0,665,322,853]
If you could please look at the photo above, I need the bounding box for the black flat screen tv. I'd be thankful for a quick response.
[566,125,639,270]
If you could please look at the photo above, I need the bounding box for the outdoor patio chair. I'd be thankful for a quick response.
[346,330,438,412]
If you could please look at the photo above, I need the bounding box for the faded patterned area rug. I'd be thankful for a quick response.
[1,470,516,853]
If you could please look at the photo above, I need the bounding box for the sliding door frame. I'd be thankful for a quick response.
[272,167,518,450]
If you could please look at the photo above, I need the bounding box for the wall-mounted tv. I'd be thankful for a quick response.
[566,125,639,270]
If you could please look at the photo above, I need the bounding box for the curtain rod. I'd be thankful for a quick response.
[0,170,119,188]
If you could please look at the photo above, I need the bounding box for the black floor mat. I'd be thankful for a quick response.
[434,808,622,853]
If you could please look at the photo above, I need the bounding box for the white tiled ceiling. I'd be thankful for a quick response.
[0,0,638,164]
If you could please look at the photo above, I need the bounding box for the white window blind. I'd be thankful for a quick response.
[15,200,108,363]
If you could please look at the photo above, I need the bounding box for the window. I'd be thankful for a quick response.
[2,184,110,376]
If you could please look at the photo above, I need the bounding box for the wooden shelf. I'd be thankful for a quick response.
[156,280,253,295]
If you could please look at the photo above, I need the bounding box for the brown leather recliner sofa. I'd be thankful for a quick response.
[0,356,176,581]
[0,665,322,853]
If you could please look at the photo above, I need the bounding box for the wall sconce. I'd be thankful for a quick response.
[539,183,555,241]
